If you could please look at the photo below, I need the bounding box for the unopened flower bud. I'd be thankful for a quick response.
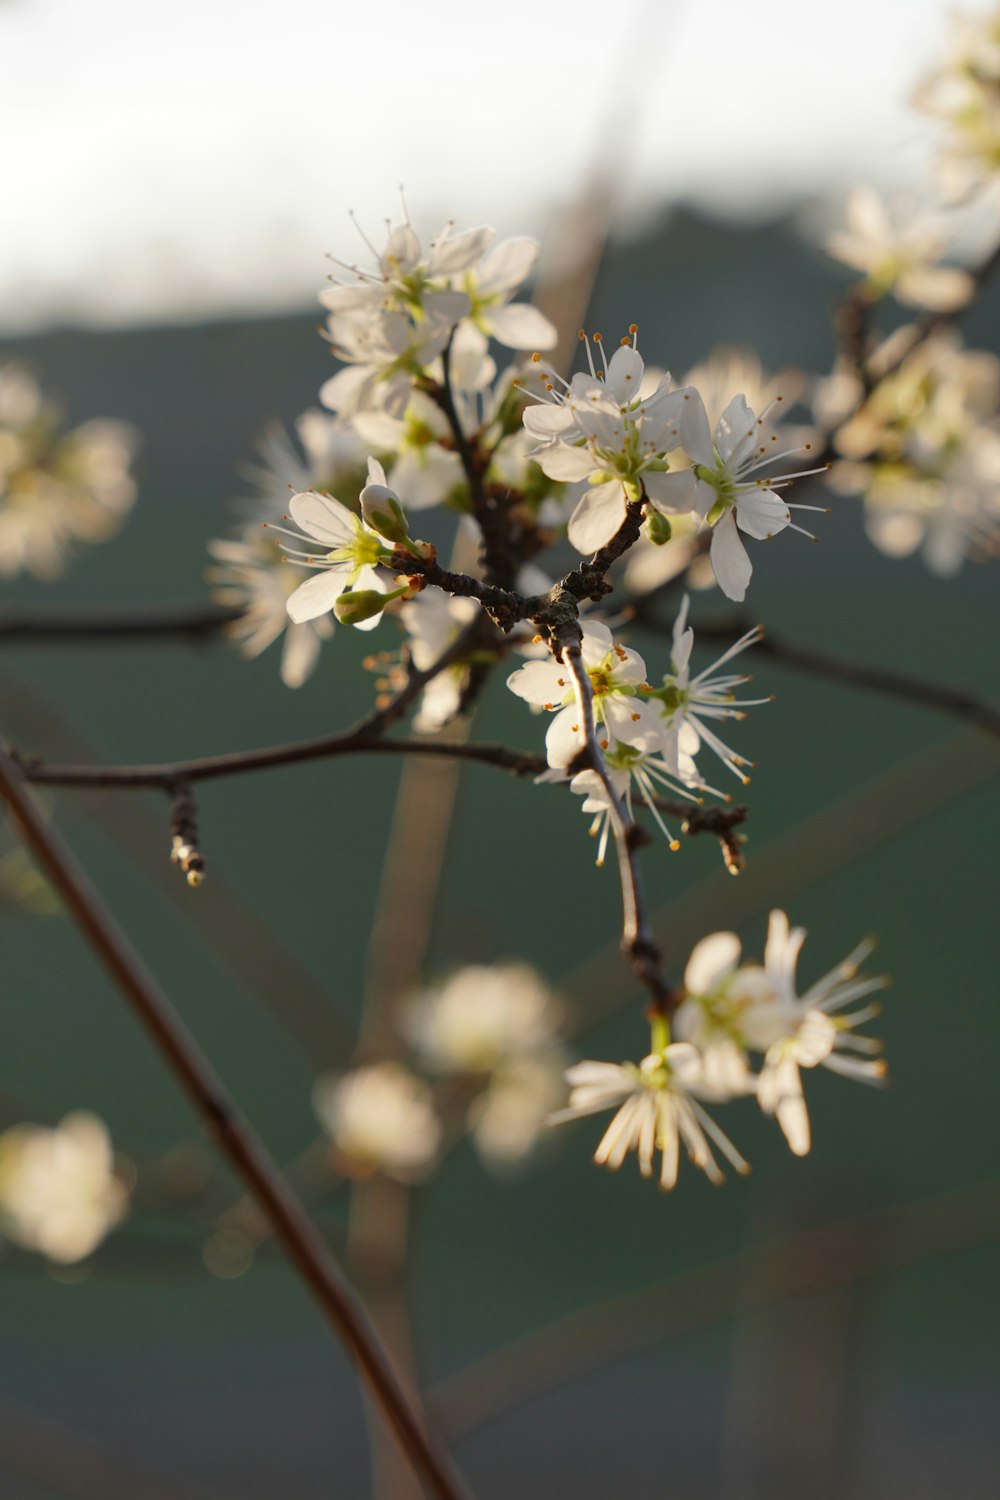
[334,585,407,626]
[360,483,411,545]
[646,511,673,546]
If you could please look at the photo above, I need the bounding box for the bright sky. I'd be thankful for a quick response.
[0,0,962,329]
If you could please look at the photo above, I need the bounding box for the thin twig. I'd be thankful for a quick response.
[0,744,474,1500]
[14,735,545,789]
[561,635,672,1013]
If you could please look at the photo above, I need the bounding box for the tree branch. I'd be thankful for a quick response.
[0,602,240,643]
[673,612,1000,741]
[13,735,545,790]
[0,744,474,1500]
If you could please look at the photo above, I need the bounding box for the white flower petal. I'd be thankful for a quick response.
[710,511,752,601]
[487,302,558,351]
[685,931,742,994]
[567,482,627,554]
[476,236,539,295]
[285,566,350,623]
[287,490,358,547]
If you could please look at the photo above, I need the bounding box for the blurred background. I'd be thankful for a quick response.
[1,0,999,1497]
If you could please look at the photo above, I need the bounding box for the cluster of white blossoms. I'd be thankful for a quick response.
[507,602,767,860]
[522,328,826,601]
[206,204,833,701]
[313,965,564,1179]
[913,2,1000,201]
[0,1113,129,1263]
[818,329,1000,574]
[0,364,138,581]
[819,8,1000,575]
[554,911,887,1190]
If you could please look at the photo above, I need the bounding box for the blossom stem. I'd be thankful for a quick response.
[0,744,475,1500]
[425,340,516,589]
[561,637,672,1013]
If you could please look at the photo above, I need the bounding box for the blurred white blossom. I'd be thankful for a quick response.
[914,5,1000,200]
[0,1113,129,1264]
[314,1063,441,1181]
[828,188,973,310]
[0,364,138,580]
[207,527,334,688]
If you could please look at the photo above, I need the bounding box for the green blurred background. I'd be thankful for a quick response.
[1,209,999,1499]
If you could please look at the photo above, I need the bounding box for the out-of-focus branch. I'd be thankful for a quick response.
[0,747,475,1500]
[641,609,1000,742]
[0,1393,221,1500]
[429,1173,1000,1441]
[0,601,239,642]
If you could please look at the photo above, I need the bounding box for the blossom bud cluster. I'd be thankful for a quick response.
[818,10,1000,575]
[913,3,1000,201]
[0,363,138,582]
[555,911,887,1190]
[207,207,834,701]
[507,602,767,859]
[312,964,565,1179]
[818,330,1000,574]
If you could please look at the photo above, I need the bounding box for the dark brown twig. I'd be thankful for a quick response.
[0,744,474,1500]
[14,735,545,790]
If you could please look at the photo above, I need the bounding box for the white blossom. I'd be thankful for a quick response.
[913,6,1000,200]
[207,527,333,688]
[675,913,887,1159]
[506,620,664,769]
[642,596,769,784]
[828,189,973,311]
[408,963,566,1170]
[649,393,827,601]
[521,329,693,554]
[829,329,1000,574]
[0,364,138,581]
[0,1113,129,1264]
[409,963,559,1073]
[550,1046,749,1190]
[399,590,479,730]
[272,459,403,630]
[313,1063,441,1182]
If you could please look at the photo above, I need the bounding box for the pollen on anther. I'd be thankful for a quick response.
[600,738,609,749]
[669,840,681,852]
[556,677,565,686]
[571,723,579,733]
[532,633,542,643]
[532,352,541,363]
[629,323,638,334]
[631,712,641,722]
[543,701,554,710]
